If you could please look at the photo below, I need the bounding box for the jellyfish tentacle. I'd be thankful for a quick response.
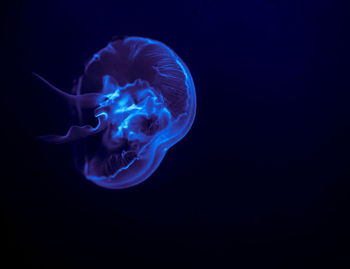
[32,72,101,108]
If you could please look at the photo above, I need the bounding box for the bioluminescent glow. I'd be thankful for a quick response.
[34,36,196,189]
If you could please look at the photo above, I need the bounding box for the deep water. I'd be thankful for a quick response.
[1,0,349,268]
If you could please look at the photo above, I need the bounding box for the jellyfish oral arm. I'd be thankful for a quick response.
[33,73,107,143]
[38,113,108,143]
[33,72,102,108]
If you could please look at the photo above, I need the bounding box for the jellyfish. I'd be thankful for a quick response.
[34,36,196,189]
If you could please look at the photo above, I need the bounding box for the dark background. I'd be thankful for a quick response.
[1,0,349,268]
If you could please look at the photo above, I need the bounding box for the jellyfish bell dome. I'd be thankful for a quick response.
[36,36,196,189]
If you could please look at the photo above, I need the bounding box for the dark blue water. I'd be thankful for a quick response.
[1,0,349,267]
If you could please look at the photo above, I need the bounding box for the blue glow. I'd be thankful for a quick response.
[35,36,196,189]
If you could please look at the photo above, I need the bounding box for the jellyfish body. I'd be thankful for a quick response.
[36,36,196,189]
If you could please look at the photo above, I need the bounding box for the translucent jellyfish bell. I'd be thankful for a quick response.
[35,36,196,189]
